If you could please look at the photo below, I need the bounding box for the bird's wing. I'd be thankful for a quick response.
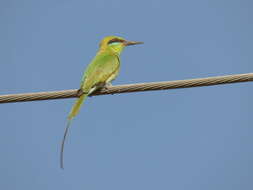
[80,53,120,92]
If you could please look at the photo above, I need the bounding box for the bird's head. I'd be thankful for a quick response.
[99,36,143,55]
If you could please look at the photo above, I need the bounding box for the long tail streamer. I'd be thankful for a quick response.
[60,119,73,169]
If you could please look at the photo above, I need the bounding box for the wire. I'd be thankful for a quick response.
[0,72,253,104]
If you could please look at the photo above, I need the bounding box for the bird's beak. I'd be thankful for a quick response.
[124,41,144,46]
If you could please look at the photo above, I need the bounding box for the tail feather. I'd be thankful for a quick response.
[60,119,72,169]
[68,94,88,120]
[60,94,88,169]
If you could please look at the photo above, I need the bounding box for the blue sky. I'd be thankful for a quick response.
[0,0,253,189]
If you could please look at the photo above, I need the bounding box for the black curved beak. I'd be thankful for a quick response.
[124,41,144,46]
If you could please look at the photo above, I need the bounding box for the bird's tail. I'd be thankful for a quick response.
[60,93,88,169]
[68,93,88,120]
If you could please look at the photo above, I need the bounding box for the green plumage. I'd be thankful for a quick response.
[68,53,120,120]
[60,36,143,169]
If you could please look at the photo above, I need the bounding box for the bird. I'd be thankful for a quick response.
[60,36,143,169]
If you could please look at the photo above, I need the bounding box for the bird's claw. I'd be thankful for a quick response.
[77,89,83,97]
[77,89,89,97]
[103,83,113,93]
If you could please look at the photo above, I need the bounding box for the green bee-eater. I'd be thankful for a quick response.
[60,36,143,168]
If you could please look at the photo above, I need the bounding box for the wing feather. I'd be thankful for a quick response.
[80,53,120,92]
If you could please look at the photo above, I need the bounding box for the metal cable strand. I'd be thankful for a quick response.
[0,73,253,104]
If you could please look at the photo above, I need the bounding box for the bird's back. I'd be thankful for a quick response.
[81,51,120,93]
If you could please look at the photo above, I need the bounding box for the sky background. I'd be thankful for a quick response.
[0,0,253,189]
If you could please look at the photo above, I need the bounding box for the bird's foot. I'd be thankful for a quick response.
[104,83,115,95]
[77,89,83,97]
[104,83,112,90]
[77,89,89,97]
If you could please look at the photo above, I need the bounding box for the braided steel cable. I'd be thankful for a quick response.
[0,73,253,104]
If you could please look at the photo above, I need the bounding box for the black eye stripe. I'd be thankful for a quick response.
[108,38,125,44]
